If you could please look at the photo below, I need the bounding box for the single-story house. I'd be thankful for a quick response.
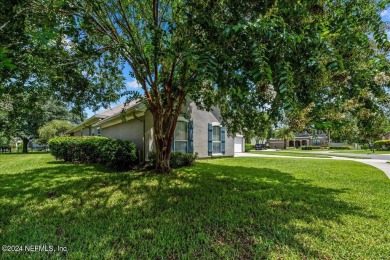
[269,132,329,149]
[65,99,245,161]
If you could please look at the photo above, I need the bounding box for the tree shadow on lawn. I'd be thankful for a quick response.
[0,160,379,259]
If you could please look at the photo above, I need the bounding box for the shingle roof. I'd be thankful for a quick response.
[66,99,142,133]
[96,99,141,117]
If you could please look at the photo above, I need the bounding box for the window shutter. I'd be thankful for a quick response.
[188,121,194,154]
[171,126,175,152]
[221,127,226,155]
[208,123,213,155]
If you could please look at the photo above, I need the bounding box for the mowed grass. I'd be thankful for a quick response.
[0,154,389,259]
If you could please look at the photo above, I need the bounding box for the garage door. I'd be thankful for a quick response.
[234,137,243,153]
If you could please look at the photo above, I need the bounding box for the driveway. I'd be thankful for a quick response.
[235,152,390,179]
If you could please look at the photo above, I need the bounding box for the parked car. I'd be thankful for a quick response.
[255,143,267,150]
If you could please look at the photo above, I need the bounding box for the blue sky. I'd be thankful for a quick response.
[84,5,390,118]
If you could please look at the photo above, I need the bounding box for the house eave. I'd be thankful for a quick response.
[65,115,105,134]
[93,104,147,129]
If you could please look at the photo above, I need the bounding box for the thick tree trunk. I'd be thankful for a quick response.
[284,138,287,149]
[22,138,29,153]
[153,112,177,173]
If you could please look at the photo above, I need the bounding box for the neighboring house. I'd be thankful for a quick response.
[65,99,245,161]
[249,137,267,145]
[269,131,329,149]
[383,132,390,140]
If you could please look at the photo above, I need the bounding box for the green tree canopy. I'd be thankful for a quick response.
[274,127,295,149]
[38,120,74,144]
[1,0,389,172]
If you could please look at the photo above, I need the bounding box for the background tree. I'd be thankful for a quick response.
[0,0,125,151]
[38,120,74,144]
[3,96,83,153]
[274,127,295,149]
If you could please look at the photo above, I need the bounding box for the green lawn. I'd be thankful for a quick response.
[1,154,389,259]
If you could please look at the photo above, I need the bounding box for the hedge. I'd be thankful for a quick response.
[329,146,353,150]
[148,151,197,168]
[48,136,137,171]
[301,146,328,150]
[245,144,253,152]
[374,140,390,150]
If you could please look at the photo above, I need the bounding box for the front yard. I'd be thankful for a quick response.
[0,154,389,259]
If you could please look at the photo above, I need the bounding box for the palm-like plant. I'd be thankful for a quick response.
[274,127,295,149]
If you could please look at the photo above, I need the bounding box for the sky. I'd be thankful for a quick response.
[84,5,390,118]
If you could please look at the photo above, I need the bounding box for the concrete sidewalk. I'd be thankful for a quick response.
[234,153,390,179]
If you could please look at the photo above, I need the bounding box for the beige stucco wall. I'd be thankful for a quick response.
[73,131,82,137]
[100,117,145,152]
[269,140,285,149]
[82,101,234,160]
[142,101,234,159]
[188,102,234,158]
[72,126,99,137]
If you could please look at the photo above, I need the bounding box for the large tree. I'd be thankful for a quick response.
[38,119,74,144]
[2,0,389,172]
[1,0,126,152]
[3,96,83,153]
[49,0,388,173]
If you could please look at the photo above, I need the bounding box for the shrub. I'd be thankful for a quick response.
[302,146,328,150]
[374,140,390,150]
[329,146,352,150]
[99,139,137,171]
[147,151,197,168]
[48,136,137,171]
[245,144,253,152]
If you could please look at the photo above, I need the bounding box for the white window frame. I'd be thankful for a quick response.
[211,122,222,155]
[174,119,189,153]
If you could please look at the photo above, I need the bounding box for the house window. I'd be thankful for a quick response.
[312,139,320,146]
[174,121,188,153]
[213,125,222,153]
[97,127,101,136]
[208,123,225,155]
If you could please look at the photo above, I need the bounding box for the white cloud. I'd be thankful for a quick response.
[126,80,141,89]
